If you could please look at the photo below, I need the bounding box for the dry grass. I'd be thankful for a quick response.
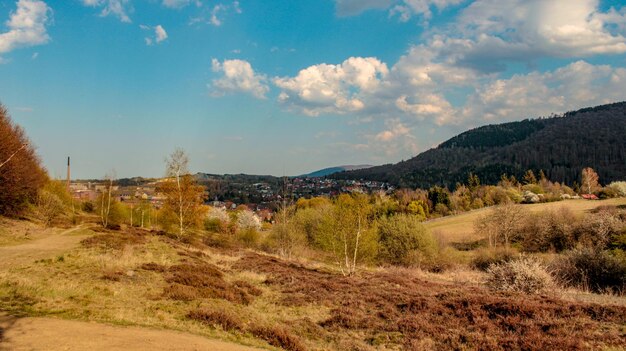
[81,228,148,251]
[187,308,245,332]
[2,222,626,351]
[0,217,62,246]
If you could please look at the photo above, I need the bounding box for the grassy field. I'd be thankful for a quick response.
[1,217,625,350]
[425,198,626,244]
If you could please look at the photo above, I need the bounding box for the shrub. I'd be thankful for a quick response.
[518,208,578,252]
[424,246,462,272]
[250,325,306,351]
[205,206,230,233]
[552,248,626,293]
[377,214,437,266]
[598,187,619,199]
[293,205,331,246]
[82,201,95,213]
[267,211,306,258]
[575,210,623,249]
[608,181,626,197]
[486,257,555,294]
[471,247,518,271]
[204,218,227,233]
[237,228,260,247]
[236,209,261,232]
[187,308,244,331]
[37,190,65,226]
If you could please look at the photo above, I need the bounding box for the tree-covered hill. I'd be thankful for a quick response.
[332,101,626,188]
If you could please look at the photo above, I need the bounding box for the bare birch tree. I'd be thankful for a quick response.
[99,171,116,228]
[161,148,205,238]
[318,194,377,276]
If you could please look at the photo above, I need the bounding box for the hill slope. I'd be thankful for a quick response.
[333,102,626,188]
[301,164,373,178]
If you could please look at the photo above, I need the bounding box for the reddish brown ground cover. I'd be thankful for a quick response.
[235,253,626,350]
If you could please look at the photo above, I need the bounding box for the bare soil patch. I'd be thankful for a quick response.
[0,315,263,351]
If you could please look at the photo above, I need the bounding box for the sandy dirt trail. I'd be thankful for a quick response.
[0,225,264,351]
[0,225,90,270]
[0,315,263,351]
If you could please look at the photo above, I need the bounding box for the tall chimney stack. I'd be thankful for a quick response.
[67,156,71,191]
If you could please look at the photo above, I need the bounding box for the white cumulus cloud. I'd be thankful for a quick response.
[141,24,168,45]
[81,0,132,23]
[274,57,388,116]
[0,0,51,58]
[162,0,201,9]
[461,60,626,123]
[440,0,626,72]
[210,58,269,99]
[335,0,464,22]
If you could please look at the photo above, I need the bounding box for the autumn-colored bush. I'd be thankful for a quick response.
[0,105,47,216]
[187,308,244,331]
[250,325,306,351]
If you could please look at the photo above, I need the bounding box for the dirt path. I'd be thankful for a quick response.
[0,315,264,351]
[0,226,266,351]
[0,226,90,270]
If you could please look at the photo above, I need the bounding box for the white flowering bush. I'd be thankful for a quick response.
[236,209,262,231]
[486,257,554,294]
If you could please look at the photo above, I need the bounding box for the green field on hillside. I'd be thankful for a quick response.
[425,198,626,243]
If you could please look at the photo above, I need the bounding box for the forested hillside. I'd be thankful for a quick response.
[333,102,626,188]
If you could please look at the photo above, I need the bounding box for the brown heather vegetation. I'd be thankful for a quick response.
[81,228,148,250]
[163,262,255,305]
[234,252,626,350]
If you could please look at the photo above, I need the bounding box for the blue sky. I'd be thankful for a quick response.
[1,0,626,179]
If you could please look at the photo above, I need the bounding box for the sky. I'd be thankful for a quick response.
[1,0,626,179]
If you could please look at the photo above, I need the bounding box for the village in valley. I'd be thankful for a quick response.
[69,172,393,224]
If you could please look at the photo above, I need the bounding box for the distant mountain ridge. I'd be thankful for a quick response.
[301,165,373,178]
[332,101,626,189]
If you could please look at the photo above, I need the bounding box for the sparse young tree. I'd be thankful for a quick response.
[267,205,306,259]
[160,148,206,238]
[467,172,480,192]
[99,172,116,228]
[475,202,526,249]
[523,170,537,185]
[581,167,600,195]
[318,194,377,276]
[37,180,72,226]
